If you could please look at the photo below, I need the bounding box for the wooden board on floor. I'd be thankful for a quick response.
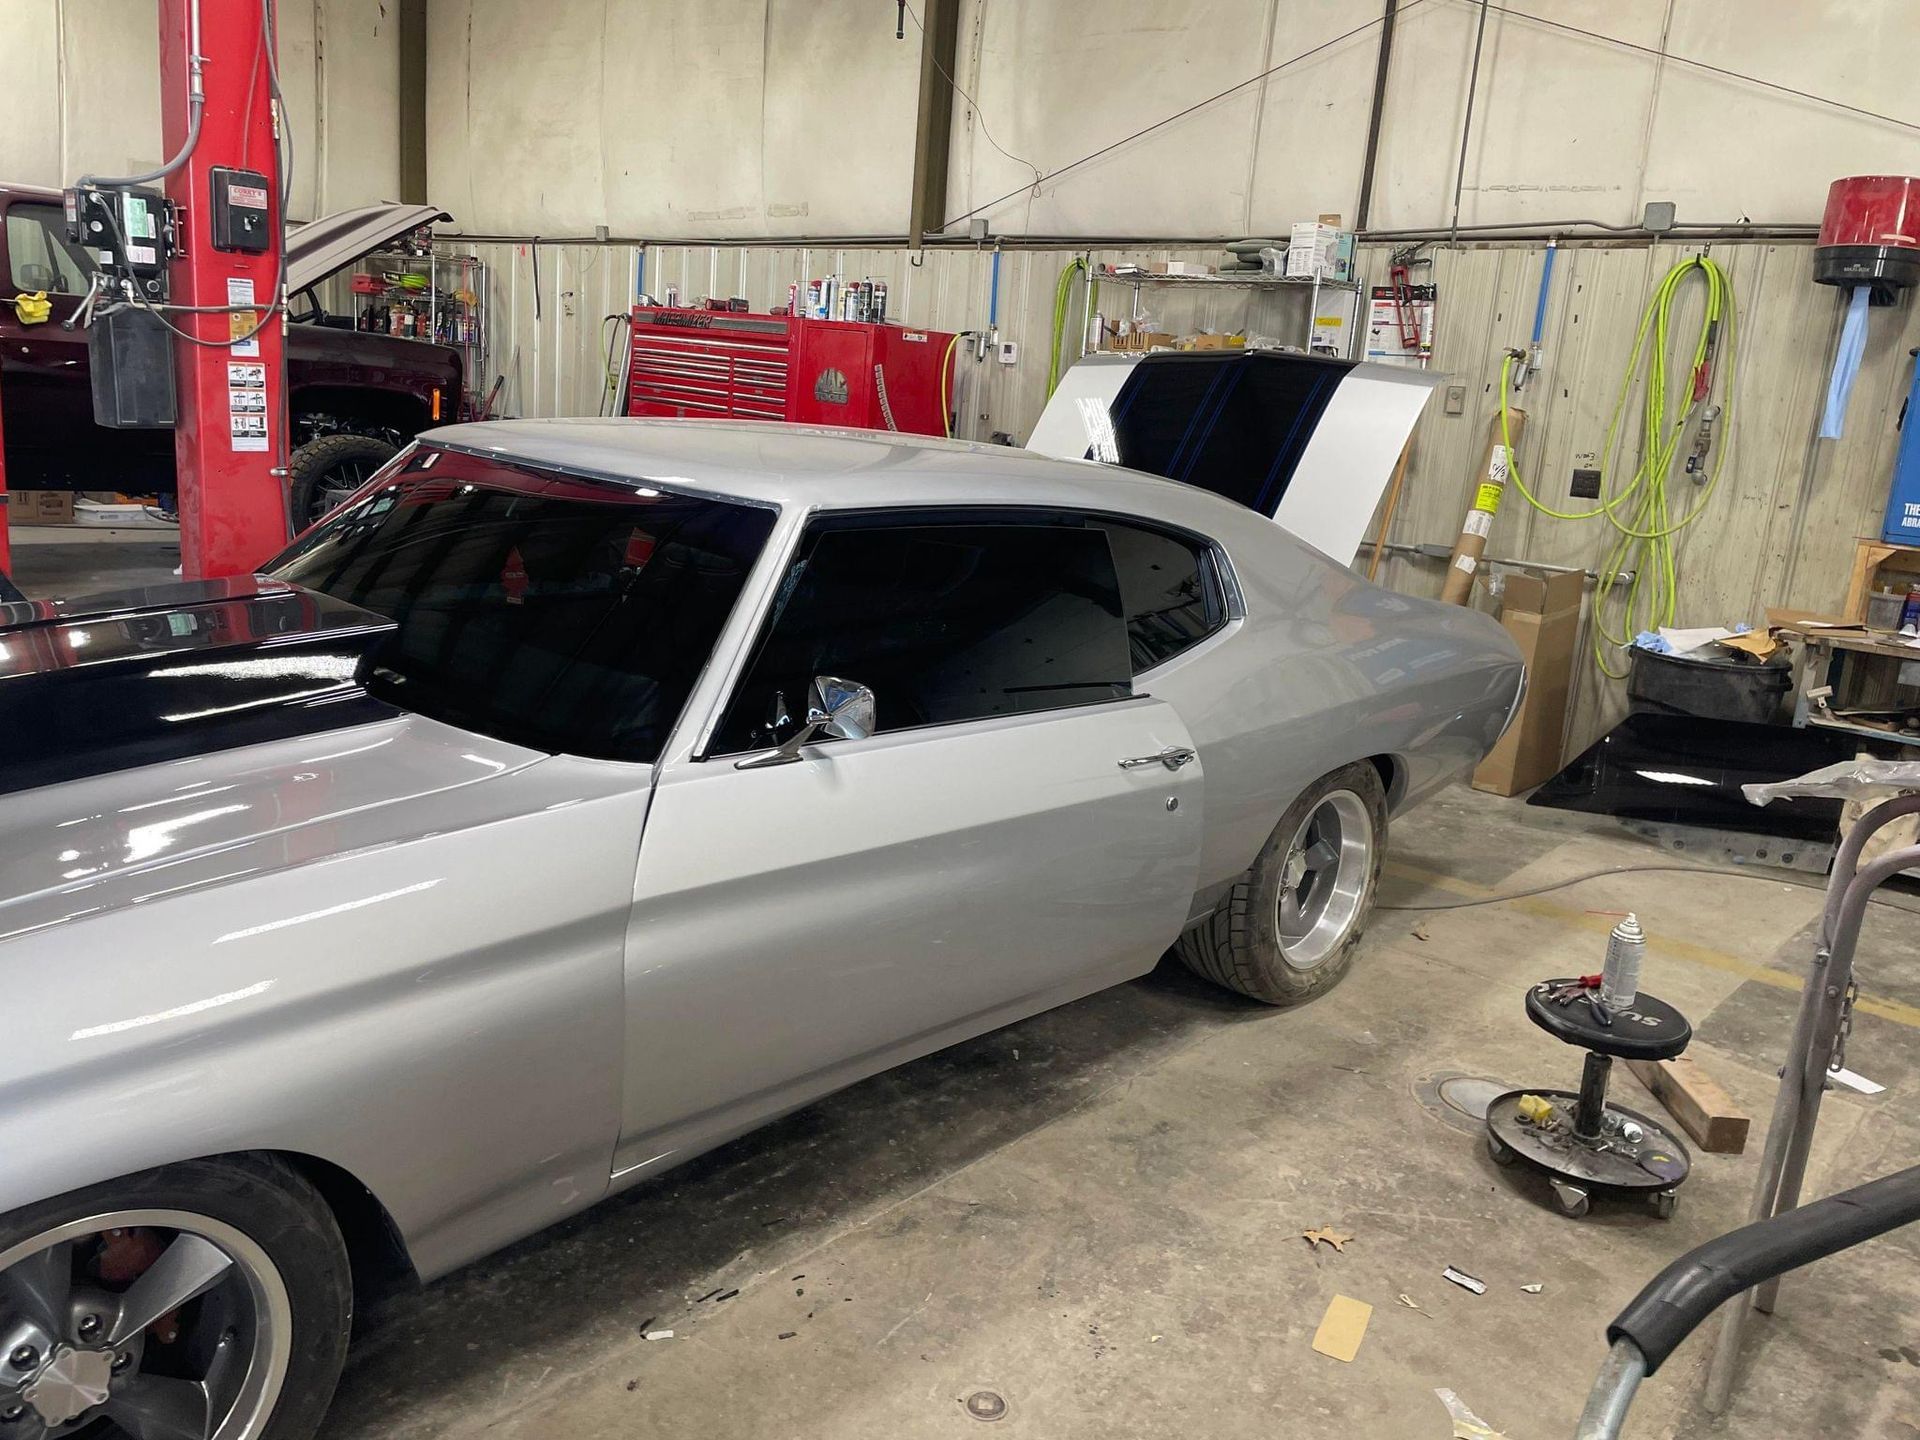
[1626,1055,1750,1155]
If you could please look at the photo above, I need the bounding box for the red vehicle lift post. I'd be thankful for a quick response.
[159,0,290,578]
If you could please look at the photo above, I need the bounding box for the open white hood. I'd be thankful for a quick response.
[1027,350,1440,565]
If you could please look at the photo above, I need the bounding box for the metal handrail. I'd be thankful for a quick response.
[1578,1162,1920,1437]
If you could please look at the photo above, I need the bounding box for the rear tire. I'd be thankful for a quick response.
[288,434,399,532]
[1177,760,1388,1005]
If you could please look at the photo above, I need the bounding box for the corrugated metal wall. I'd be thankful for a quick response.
[448,234,1920,761]
[447,238,1344,436]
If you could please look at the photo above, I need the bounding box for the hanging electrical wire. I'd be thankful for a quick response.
[1502,253,1737,678]
[939,329,972,438]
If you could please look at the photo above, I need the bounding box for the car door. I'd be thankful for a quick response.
[612,510,1204,1179]
[0,198,172,489]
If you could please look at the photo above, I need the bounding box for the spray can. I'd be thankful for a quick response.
[1599,914,1645,1013]
[805,280,823,319]
[786,282,799,317]
[869,279,888,322]
[1900,585,1920,636]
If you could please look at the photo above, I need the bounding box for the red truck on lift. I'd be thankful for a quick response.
[0,185,462,530]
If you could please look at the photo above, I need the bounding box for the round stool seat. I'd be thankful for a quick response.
[1524,985,1691,1061]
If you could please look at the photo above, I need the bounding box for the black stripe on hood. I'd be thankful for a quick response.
[0,577,404,798]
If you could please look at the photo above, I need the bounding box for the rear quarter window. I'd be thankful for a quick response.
[1088,518,1226,673]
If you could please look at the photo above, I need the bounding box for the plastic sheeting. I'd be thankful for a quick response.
[1745,758,1920,806]
[1819,284,1873,440]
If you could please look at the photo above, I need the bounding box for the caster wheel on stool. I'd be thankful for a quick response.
[1488,1133,1518,1167]
[1650,1189,1678,1220]
[1551,1179,1591,1218]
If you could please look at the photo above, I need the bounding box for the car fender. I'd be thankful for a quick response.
[0,749,651,1282]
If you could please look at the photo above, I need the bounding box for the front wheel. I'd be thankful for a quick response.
[288,434,399,532]
[1177,760,1388,1005]
[0,1156,350,1440]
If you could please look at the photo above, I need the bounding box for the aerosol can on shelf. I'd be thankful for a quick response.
[1600,914,1645,1013]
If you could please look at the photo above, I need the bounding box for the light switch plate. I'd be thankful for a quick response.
[997,341,1019,365]
[1444,383,1467,415]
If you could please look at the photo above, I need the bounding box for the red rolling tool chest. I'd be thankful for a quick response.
[625,307,955,437]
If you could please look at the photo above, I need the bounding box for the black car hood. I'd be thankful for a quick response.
[0,576,402,798]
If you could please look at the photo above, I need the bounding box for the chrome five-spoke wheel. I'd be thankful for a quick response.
[1174,760,1389,1005]
[1277,788,1375,971]
[0,1212,290,1440]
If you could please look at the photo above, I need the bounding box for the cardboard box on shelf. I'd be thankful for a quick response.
[1101,331,1177,353]
[6,491,76,526]
[1285,222,1356,283]
[1148,260,1215,277]
[1472,567,1586,796]
[1185,333,1246,350]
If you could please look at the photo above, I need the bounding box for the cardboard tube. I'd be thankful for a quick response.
[1440,407,1526,605]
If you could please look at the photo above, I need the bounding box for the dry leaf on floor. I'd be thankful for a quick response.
[1412,921,1431,941]
[1302,1227,1354,1252]
[1520,1282,1543,1294]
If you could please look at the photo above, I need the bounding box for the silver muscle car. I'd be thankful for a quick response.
[0,420,1522,1439]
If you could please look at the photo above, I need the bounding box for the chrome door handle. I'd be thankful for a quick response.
[1119,746,1196,771]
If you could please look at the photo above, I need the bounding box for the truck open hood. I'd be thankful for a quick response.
[287,201,451,295]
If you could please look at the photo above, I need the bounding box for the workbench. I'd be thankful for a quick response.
[1780,621,1920,749]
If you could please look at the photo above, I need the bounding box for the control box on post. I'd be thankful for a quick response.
[210,167,272,252]
[65,184,180,427]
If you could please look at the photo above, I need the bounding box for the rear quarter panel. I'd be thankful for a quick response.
[1138,501,1523,894]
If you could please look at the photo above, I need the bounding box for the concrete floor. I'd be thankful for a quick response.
[14,531,1920,1438]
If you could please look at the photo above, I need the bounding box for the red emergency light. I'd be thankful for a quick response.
[1815,175,1920,303]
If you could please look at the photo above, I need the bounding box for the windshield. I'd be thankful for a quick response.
[267,445,776,762]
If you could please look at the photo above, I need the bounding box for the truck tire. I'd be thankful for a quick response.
[288,435,398,531]
[1177,761,1388,1005]
[0,1153,351,1440]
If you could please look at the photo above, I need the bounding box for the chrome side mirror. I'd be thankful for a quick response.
[735,674,875,769]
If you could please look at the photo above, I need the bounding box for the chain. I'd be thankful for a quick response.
[1828,977,1860,1079]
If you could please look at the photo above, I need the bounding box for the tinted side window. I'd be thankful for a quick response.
[1091,520,1221,672]
[270,450,775,763]
[714,521,1130,753]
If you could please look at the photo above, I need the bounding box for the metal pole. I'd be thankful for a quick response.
[1354,0,1398,233]
[1573,1052,1612,1139]
[1448,0,1492,247]
[160,0,291,576]
[1704,796,1920,1412]
[1575,1340,1647,1440]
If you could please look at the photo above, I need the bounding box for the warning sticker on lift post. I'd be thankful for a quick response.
[227,357,268,453]
[226,277,261,358]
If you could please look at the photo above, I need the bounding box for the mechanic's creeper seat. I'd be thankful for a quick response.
[1485,983,1694,1219]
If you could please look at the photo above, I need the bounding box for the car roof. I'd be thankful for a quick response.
[421,418,1231,522]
